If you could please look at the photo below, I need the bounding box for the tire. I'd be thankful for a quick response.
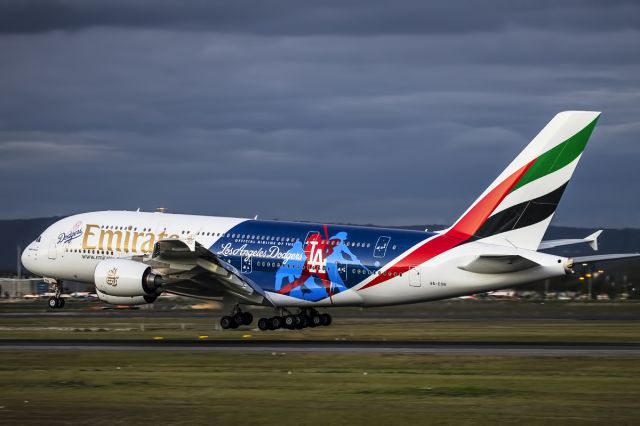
[311,315,322,327]
[298,315,308,329]
[320,313,331,326]
[220,316,233,329]
[284,315,295,329]
[258,318,269,331]
[57,298,65,309]
[242,312,253,325]
[48,297,58,309]
[233,312,245,326]
[293,315,303,329]
[270,316,283,330]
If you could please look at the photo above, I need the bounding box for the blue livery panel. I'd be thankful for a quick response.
[209,220,434,302]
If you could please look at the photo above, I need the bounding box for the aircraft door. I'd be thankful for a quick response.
[409,266,421,287]
[48,239,57,260]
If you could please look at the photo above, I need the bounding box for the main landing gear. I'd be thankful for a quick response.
[257,308,332,331]
[220,305,253,329]
[46,279,65,309]
[218,306,332,331]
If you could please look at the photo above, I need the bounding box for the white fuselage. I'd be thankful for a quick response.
[22,211,569,307]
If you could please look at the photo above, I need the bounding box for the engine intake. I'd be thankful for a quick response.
[94,259,163,297]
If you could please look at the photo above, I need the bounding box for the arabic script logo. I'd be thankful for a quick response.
[105,267,119,287]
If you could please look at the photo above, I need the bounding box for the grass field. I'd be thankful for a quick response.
[1,350,640,425]
[2,302,640,424]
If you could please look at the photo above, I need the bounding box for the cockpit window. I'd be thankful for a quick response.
[35,235,42,243]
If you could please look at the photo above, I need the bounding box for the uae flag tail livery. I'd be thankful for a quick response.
[21,111,640,330]
[451,110,600,250]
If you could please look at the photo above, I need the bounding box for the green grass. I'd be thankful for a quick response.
[1,351,640,425]
[1,316,640,342]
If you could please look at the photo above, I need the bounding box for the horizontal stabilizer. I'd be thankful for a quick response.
[539,230,602,251]
[569,253,640,266]
[459,255,541,274]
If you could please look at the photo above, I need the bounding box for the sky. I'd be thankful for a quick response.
[0,0,639,227]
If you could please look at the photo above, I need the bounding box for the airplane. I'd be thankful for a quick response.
[20,111,639,331]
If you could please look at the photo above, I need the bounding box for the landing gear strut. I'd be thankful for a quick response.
[220,305,253,329]
[46,279,65,309]
[257,308,332,331]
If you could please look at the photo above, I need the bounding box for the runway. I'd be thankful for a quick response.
[2,339,640,356]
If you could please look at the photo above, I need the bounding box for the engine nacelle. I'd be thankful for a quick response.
[94,259,163,297]
[95,288,157,306]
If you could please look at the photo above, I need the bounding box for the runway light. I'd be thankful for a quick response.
[585,273,592,278]
[242,334,252,338]
[153,336,164,340]
[198,335,209,340]
[579,277,585,281]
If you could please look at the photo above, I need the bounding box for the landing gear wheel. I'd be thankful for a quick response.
[258,318,269,331]
[220,316,233,329]
[294,315,304,329]
[57,298,65,309]
[233,312,245,326]
[311,315,322,327]
[298,315,309,329]
[269,316,283,330]
[242,312,253,325]
[48,297,58,309]
[320,313,331,326]
[283,315,296,329]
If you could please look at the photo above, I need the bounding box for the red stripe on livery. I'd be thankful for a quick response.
[359,160,534,290]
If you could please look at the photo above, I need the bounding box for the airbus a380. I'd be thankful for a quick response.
[21,111,638,330]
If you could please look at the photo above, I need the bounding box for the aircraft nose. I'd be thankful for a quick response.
[21,244,34,273]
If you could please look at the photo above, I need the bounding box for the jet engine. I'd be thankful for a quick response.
[94,259,163,297]
[95,288,157,306]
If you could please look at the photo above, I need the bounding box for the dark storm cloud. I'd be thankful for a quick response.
[0,1,639,227]
[1,0,640,35]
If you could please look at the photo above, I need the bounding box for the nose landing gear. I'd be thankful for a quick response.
[45,279,65,309]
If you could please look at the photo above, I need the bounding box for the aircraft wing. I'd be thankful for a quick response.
[458,255,541,274]
[539,230,602,251]
[146,238,273,306]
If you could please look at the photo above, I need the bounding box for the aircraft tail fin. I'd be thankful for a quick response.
[446,111,601,250]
